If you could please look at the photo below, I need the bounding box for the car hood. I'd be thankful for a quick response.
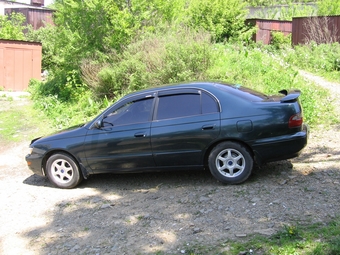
[30,123,88,145]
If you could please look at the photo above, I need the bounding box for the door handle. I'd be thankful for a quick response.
[134,132,147,137]
[202,124,215,130]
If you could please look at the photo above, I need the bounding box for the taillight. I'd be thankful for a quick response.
[289,113,303,128]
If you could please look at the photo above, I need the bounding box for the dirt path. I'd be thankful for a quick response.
[0,74,339,255]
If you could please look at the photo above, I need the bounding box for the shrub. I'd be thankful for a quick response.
[185,0,251,42]
[82,28,213,99]
[271,31,291,49]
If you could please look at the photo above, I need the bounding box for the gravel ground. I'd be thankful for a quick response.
[0,72,339,255]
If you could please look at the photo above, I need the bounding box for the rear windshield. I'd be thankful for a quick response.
[215,83,268,102]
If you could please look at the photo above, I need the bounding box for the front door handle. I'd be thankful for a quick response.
[134,132,147,138]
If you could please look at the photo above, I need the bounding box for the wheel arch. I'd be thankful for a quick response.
[204,139,255,167]
[42,150,90,179]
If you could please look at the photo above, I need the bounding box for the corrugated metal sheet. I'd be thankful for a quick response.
[0,40,42,91]
[247,19,292,45]
[292,15,340,45]
[5,7,54,30]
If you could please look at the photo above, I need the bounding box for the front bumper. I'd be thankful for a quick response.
[25,153,45,176]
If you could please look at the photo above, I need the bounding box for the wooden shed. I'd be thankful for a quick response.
[292,15,340,45]
[247,19,292,45]
[0,39,41,91]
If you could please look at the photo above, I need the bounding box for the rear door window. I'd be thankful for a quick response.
[156,94,200,120]
[156,91,219,120]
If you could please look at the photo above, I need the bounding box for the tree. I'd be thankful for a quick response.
[0,12,27,40]
[317,0,340,15]
[185,0,250,42]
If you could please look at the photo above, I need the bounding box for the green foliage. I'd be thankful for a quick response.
[83,28,212,99]
[26,25,60,70]
[29,70,86,102]
[0,12,27,40]
[0,96,54,142]
[28,0,337,130]
[283,43,340,81]
[185,0,251,42]
[28,78,110,128]
[227,216,340,255]
[317,0,340,15]
[206,43,334,126]
[271,31,291,49]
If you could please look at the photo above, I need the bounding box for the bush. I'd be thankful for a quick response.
[271,31,291,49]
[185,0,251,42]
[82,28,213,99]
[28,78,109,128]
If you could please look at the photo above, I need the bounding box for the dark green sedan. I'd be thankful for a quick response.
[26,82,308,189]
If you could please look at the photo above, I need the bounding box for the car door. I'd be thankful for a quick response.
[151,89,221,167]
[84,95,155,173]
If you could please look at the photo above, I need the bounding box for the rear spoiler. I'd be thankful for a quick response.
[279,89,301,103]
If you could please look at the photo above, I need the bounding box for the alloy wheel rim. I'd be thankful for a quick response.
[215,148,245,178]
[51,159,74,184]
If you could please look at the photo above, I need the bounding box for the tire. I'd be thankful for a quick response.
[46,153,83,189]
[208,141,253,184]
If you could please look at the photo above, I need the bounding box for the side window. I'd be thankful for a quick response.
[157,94,200,120]
[104,98,153,126]
[202,92,219,114]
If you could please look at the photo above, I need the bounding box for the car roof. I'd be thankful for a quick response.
[125,81,268,102]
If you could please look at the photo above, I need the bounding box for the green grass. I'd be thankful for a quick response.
[163,216,340,255]
[0,99,55,143]
[227,217,340,255]
[207,43,337,127]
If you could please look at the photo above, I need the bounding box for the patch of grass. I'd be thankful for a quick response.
[0,100,55,144]
[283,42,340,83]
[177,216,340,255]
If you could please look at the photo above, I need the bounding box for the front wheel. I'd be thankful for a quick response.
[46,153,83,189]
[208,141,253,184]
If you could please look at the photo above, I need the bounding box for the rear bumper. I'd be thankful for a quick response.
[252,124,309,164]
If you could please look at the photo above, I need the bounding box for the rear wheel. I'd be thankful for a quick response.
[46,153,83,189]
[208,141,253,184]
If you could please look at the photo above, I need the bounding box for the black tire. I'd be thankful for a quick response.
[46,153,83,189]
[208,141,253,184]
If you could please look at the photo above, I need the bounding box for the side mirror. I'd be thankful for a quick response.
[94,119,102,129]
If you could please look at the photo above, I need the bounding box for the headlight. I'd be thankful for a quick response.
[28,147,33,155]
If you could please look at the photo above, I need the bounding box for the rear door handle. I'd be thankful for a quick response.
[202,124,215,130]
[134,132,147,137]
